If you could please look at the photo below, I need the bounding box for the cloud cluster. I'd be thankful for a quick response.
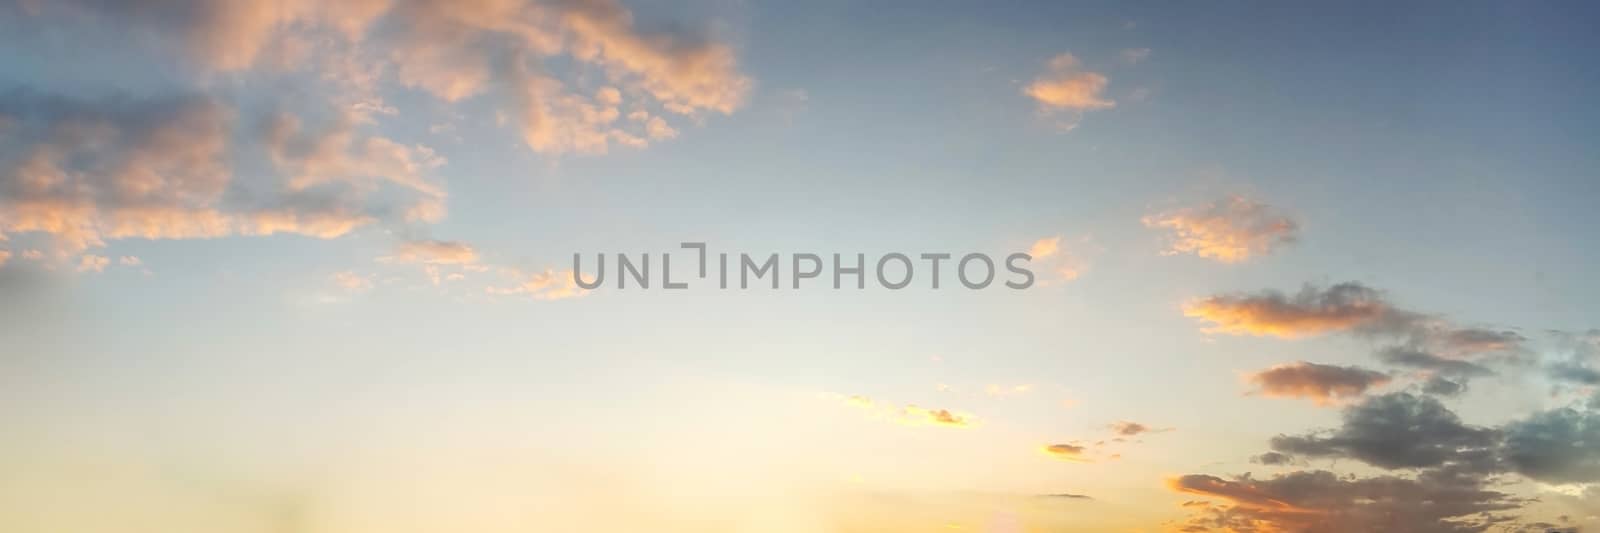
[1173,391,1600,531]
[15,0,750,178]
[3,0,753,279]
[1040,420,1168,464]
[1169,469,1524,533]
[1143,197,1299,263]
[1188,281,1529,396]
[0,92,437,257]
[379,0,749,154]
[24,0,383,72]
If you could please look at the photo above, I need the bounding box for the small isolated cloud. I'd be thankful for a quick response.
[1119,48,1151,64]
[1022,53,1114,131]
[904,406,971,427]
[486,268,588,301]
[117,255,141,266]
[1183,282,1391,339]
[1108,421,1169,436]
[0,250,9,267]
[331,271,374,292]
[1143,196,1299,263]
[1247,361,1391,405]
[1038,492,1093,501]
[386,239,479,265]
[1028,237,1060,259]
[1042,443,1090,462]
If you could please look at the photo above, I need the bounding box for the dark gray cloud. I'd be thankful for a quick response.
[1501,405,1600,484]
[1037,492,1093,500]
[1421,376,1466,397]
[1250,451,1296,466]
[1269,392,1500,470]
[1377,347,1495,378]
[1176,349,1600,531]
[1549,362,1600,384]
[1545,330,1600,386]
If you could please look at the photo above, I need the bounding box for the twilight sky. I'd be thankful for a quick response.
[2,1,1599,532]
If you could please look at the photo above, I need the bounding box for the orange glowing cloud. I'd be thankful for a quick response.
[0,93,443,256]
[1247,361,1391,406]
[486,268,589,301]
[1025,235,1094,283]
[1041,443,1091,462]
[1182,283,1391,339]
[1143,196,1298,263]
[386,240,480,265]
[1167,475,1316,514]
[1024,54,1115,112]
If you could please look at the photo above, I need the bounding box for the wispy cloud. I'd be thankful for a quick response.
[331,271,375,292]
[486,268,588,301]
[1026,235,1093,283]
[1118,48,1151,65]
[832,394,974,428]
[385,240,479,265]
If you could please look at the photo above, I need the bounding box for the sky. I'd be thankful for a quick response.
[1,1,1599,532]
